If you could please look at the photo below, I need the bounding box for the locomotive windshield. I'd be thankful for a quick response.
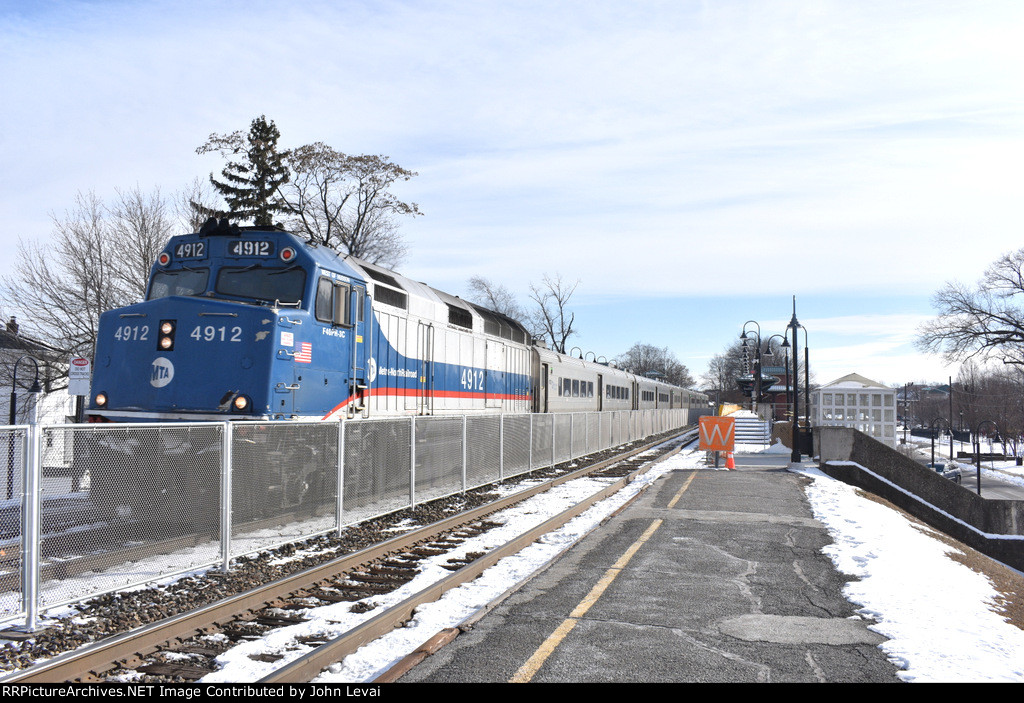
[148,268,210,300]
[215,265,306,305]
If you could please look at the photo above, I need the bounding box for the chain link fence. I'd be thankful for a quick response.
[0,408,692,628]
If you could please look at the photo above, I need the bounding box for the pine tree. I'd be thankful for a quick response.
[195,115,290,226]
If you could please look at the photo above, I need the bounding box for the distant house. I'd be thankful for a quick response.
[0,317,74,425]
[811,373,898,447]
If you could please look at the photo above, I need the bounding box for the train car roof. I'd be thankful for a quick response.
[212,225,533,347]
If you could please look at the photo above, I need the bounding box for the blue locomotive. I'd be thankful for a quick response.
[89,219,707,423]
[89,218,537,422]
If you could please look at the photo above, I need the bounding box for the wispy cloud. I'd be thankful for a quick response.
[2,0,1021,381]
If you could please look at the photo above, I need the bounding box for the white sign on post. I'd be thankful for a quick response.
[68,357,91,396]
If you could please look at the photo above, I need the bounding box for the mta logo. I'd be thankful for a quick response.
[150,357,175,388]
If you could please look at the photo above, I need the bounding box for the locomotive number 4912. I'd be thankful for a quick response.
[190,325,243,342]
[228,240,274,257]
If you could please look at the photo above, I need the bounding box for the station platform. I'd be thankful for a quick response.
[398,451,903,683]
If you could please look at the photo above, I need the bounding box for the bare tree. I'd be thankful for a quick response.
[529,274,578,353]
[918,248,1024,367]
[466,276,527,323]
[614,343,694,388]
[176,177,220,233]
[279,143,420,268]
[108,186,177,298]
[0,189,172,386]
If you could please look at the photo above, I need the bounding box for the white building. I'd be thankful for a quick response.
[0,317,76,426]
[811,373,897,447]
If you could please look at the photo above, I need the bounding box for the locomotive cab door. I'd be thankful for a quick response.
[310,275,370,419]
[413,321,434,415]
[350,284,369,417]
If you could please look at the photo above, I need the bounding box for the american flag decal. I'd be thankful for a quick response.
[294,342,312,363]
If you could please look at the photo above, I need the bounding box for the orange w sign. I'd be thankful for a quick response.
[699,416,736,452]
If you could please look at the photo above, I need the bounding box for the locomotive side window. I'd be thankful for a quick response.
[315,277,352,326]
[334,282,351,325]
[315,278,334,321]
[148,268,209,300]
[216,266,305,305]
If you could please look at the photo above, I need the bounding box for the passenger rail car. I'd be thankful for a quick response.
[88,220,707,424]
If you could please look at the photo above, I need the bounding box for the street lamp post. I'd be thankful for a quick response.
[765,334,789,422]
[786,297,801,463]
[903,383,910,444]
[973,420,999,496]
[740,321,762,416]
[928,417,953,469]
[801,326,810,437]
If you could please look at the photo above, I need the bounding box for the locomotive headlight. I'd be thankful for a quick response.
[158,319,176,351]
[95,392,108,407]
[232,395,251,412]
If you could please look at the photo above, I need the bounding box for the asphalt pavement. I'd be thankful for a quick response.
[399,451,903,683]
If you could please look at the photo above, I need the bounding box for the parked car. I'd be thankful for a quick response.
[929,462,962,484]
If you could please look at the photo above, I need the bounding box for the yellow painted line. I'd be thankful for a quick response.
[509,519,661,683]
[666,470,698,509]
[510,470,700,683]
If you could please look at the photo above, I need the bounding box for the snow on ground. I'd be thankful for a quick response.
[796,463,1024,682]
[209,441,1024,683]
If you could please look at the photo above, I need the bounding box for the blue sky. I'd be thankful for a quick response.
[2,0,1022,388]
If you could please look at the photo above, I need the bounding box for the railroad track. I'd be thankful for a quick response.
[0,505,352,595]
[2,428,697,683]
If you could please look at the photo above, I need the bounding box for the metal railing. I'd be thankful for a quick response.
[0,408,692,629]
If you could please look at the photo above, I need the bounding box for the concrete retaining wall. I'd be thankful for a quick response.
[816,426,1024,571]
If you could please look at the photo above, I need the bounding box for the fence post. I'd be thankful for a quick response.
[528,414,533,471]
[21,424,41,631]
[410,416,417,508]
[336,418,345,535]
[569,413,575,461]
[219,422,233,573]
[551,415,556,468]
